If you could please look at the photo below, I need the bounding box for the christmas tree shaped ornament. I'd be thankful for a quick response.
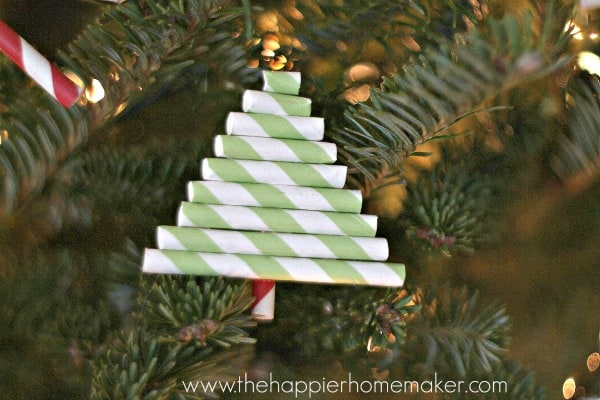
[142,70,405,321]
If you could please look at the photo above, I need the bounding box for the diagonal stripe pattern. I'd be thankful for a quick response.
[187,181,362,213]
[226,112,325,141]
[0,20,82,107]
[202,158,348,188]
[243,90,311,116]
[177,203,378,237]
[143,249,405,287]
[157,226,389,260]
[262,70,301,95]
[214,135,337,164]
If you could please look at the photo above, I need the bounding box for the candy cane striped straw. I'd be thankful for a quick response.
[0,20,82,107]
[252,280,275,322]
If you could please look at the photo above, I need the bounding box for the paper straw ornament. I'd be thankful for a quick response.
[0,20,82,107]
[202,158,348,188]
[214,135,337,163]
[142,70,406,322]
[143,249,405,287]
[156,226,389,260]
[226,112,324,141]
[177,203,378,237]
[242,90,311,116]
[187,181,363,213]
[262,70,301,94]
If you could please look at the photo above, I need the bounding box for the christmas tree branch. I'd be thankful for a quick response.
[328,0,572,184]
[402,141,495,256]
[255,285,420,367]
[403,284,511,379]
[0,140,199,255]
[551,73,600,194]
[291,0,483,58]
[91,276,256,399]
[0,247,140,397]
[0,0,252,223]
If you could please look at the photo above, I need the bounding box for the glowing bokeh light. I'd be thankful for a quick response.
[578,51,600,76]
[563,377,576,399]
[85,79,105,103]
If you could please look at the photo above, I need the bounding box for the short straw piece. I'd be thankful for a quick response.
[187,181,362,213]
[252,279,276,321]
[201,158,348,188]
[177,203,378,237]
[156,226,389,260]
[242,90,311,116]
[214,135,337,164]
[262,70,301,95]
[142,249,406,287]
[226,112,324,141]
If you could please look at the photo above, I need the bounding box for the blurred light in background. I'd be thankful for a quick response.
[578,51,600,76]
[85,78,105,103]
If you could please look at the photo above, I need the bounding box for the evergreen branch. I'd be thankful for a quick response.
[292,0,483,58]
[65,0,252,121]
[0,73,87,220]
[90,276,256,399]
[404,284,511,379]
[0,0,252,223]
[90,328,254,400]
[60,143,194,240]
[328,1,572,183]
[489,361,547,400]
[551,73,600,191]
[0,247,138,397]
[1,141,198,252]
[140,276,256,347]
[402,142,494,255]
[255,285,420,366]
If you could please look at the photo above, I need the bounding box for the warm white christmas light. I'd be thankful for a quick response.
[0,130,8,145]
[563,377,576,399]
[85,79,105,103]
[577,51,600,75]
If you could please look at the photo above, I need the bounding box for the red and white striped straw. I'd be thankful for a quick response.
[0,19,82,107]
[252,279,275,322]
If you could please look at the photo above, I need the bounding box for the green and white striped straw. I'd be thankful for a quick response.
[143,249,405,287]
[242,90,311,116]
[202,158,347,188]
[226,112,324,141]
[157,226,389,260]
[177,202,378,237]
[187,181,362,213]
[262,70,301,95]
[214,135,337,164]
